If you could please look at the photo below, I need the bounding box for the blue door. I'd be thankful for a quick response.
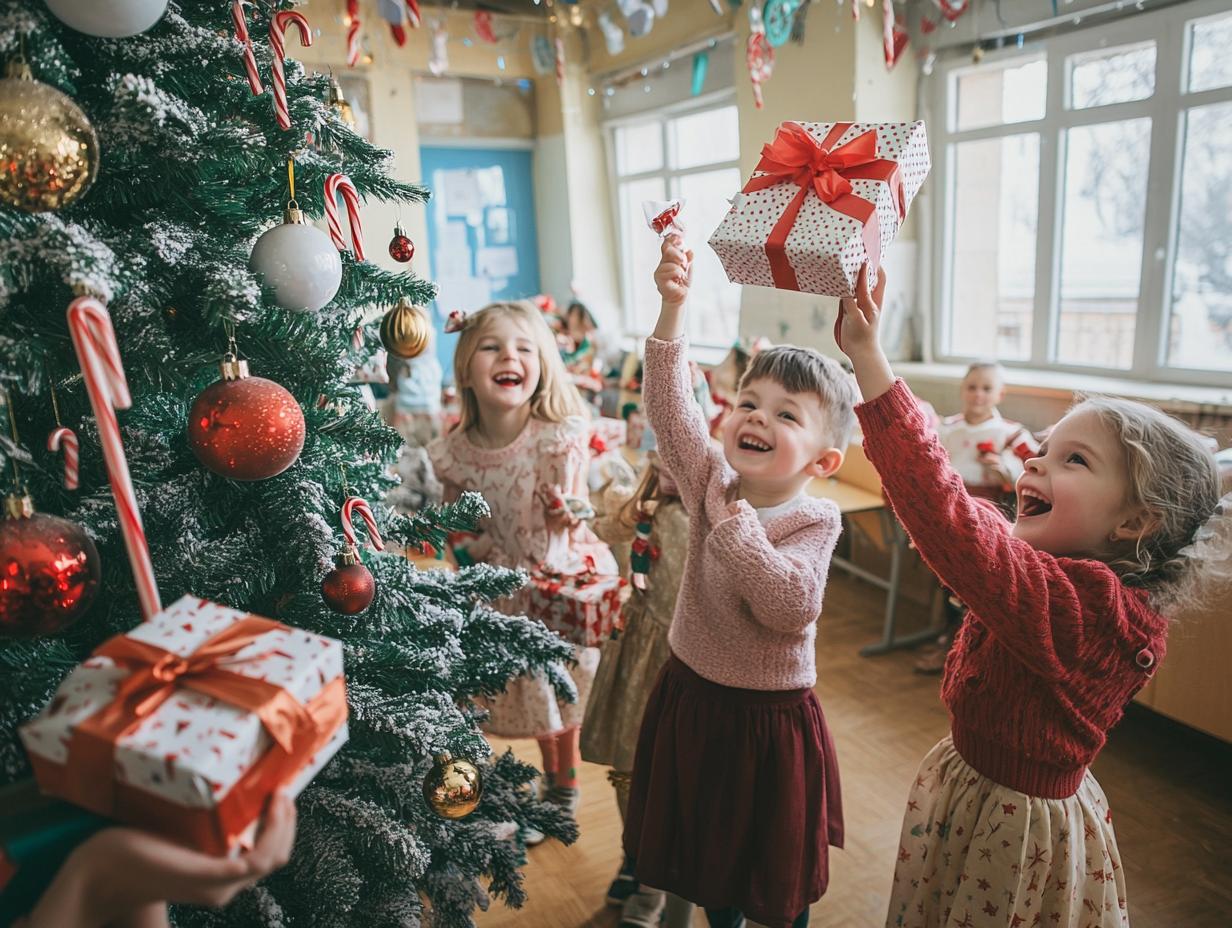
[419,146,541,383]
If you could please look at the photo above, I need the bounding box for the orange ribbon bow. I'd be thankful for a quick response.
[40,613,345,854]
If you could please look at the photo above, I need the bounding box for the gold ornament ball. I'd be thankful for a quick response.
[380,299,431,359]
[0,62,99,213]
[422,752,483,820]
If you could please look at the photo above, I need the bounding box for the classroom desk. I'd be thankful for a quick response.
[807,470,943,658]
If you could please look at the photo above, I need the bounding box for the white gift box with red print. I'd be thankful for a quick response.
[20,595,348,855]
[528,560,627,648]
[708,120,930,298]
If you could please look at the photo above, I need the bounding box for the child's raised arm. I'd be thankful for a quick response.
[839,264,1134,679]
[837,263,895,403]
[642,237,722,513]
[652,235,692,340]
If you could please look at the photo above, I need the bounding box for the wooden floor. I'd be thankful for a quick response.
[474,574,1232,928]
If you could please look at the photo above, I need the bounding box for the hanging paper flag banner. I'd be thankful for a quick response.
[938,0,968,22]
[691,50,709,96]
[429,20,449,75]
[474,10,499,43]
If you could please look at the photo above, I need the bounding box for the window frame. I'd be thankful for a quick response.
[929,0,1232,388]
[604,90,740,348]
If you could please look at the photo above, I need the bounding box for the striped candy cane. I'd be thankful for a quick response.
[270,9,312,131]
[345,0,361,67]
[66,297,161,620]
[231,0,263,95]
[324,173,366,261]
[341,496,384,551]
[47,427,79,491]
[555,36,565,87]
[404,0,421,29]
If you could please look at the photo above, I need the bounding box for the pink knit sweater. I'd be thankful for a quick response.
[643,336,842,690]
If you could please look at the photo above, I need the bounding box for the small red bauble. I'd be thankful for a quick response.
[321,557,375,614]
[187,358,305,481]
[0,495,100,638]
[388,222,415,264]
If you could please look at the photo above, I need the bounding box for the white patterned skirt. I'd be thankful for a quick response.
[886,736,1129,928]
[479,642,601,739]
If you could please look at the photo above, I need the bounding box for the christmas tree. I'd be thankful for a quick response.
[0,2,577,924]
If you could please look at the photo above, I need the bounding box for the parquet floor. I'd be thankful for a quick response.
[473,574,1232,927]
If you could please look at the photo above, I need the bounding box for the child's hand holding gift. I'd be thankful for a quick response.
[838,263,896,404]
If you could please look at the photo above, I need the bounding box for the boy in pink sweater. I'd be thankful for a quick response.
[622,236,857,928]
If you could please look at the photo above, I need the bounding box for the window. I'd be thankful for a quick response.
[932,0,1232,385]
[608,100,742,346]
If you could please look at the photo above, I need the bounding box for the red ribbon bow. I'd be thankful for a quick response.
[742,122,907,293]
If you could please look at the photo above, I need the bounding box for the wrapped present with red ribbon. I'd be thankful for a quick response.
[709,120,930,298]
[527,556,628,648]
[19,595,348,856]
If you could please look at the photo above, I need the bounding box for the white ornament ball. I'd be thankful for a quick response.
[250,221,343,313]
[44,0,169,38]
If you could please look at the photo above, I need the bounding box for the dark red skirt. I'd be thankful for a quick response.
[622,655,844,928]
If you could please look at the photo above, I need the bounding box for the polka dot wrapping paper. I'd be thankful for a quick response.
[19,595,348,855]
[708,120,931,298]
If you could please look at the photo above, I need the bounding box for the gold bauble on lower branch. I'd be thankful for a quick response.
[422,752,483,820]
[379,298,431,359]
[0,60,99,213]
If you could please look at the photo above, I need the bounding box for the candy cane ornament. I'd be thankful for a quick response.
[341,496,384,552]
[231,0,263,95]
[404,0,422,29]
[66,296,161,621]
[346,0,361,67]
[270,9,312,131]
[47,427,79,491]
[324,173,366,261]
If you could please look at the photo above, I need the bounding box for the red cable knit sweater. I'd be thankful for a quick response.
[857,380,1168,799]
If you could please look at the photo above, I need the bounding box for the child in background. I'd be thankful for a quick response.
[427,301,617,846]
[937,362,1037,506]
[584,455,695,928]
[916,363,1039,673]
[385,333,444,449]
[625,237,856,928]
[838,265,1226,928]
[559,300,604,407]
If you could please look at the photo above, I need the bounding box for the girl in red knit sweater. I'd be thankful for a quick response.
[839,265,1226,928]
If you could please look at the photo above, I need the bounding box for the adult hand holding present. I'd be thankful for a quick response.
[20,793,296,928]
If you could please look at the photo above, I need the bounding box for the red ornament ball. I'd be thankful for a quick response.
[321,562,375,614]
[388,229,415,264]
[187,368,305,481]
[0,508,100,638]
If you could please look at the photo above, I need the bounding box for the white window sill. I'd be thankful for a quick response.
[896,362,1232,412]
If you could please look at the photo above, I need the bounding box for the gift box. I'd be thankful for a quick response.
[19,595,348,856]
[528,559,627,648]
[709,120,930,298]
